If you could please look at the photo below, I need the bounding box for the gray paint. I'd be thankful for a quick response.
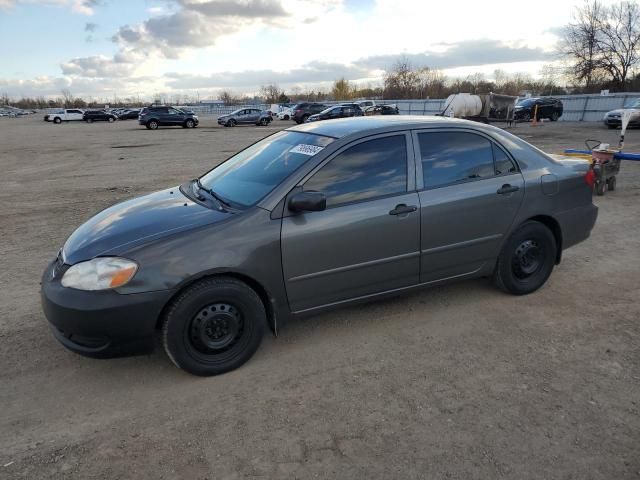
[58,117,597,331]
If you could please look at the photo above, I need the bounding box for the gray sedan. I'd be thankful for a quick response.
[41,116,597,376]
[217,108,272,127]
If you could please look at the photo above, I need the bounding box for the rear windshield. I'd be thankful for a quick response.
[200,131,335,207]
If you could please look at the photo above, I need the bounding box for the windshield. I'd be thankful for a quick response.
[517,99,537,106]
[199,131,335,207]
[625,98,640,108]
[319,106,338,115]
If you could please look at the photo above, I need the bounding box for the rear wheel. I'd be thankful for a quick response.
[259,117,269,126]
[596,181,606,196]
[162,277,266,376]
[148,120,159,130]
[302,114,310,123]
[494,221,557,295]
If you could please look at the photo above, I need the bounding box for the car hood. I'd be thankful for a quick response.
[606,109,624,115]
[63,187,231,264]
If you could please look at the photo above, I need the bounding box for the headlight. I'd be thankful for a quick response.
[61,257,138,291]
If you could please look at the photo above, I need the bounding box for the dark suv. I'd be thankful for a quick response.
[83,110,117,123]
[514,97,563,122]
[292,103,327,124]
[138,106,199,130]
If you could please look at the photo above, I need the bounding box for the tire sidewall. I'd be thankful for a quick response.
[496,222,556,295]
[185,119,194,128]
[163,278,266,376]
[149,120,159,130]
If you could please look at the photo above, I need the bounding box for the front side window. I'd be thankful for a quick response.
[200,131,334,207]
[304,135,408,207]
[419,132,496,189]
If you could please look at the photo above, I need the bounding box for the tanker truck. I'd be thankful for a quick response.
[439,93,518,124]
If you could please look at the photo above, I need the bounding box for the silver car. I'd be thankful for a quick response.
[603,98,640,129]
[217,108,272,127]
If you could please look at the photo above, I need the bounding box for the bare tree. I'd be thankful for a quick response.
[560,0,606,88]
[218,90,236,105]
[260,83,283,104]
[384,58,420,98]
[598,1,640,87]
[61,89,74,107]
[332,77,353,100]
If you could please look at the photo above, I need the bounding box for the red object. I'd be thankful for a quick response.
[584,169,595,187]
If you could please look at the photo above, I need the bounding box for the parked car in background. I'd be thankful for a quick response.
[138,106,199,130]
[277,107,294,120]
[41,116,598,376]
[47,109,85,124]
[217,108,272,127]
[83,110,117,123]
[355,100,376,110]
[514,97,563,122]
[602,98,640,129]
[292,102,327,124]
[364,104,400,116]
[306,104,364,122]
[118,109,141,120]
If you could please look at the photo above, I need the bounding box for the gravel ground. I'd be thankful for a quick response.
[0,116,638,479]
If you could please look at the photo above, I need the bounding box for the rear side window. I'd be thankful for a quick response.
[304,135,408,207]
[493,144,517,175]
[419,132,495,189]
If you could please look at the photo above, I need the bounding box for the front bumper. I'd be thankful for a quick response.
[41,260,171,358]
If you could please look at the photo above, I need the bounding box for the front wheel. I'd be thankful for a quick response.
[185,119,195,128]
[53,117,62,124]
[86,118,93,123]
[108,117,115,123]
[521,112,531,122]
[550,111,559,121]
[162,277,266,376]
[494,221,557,295]
[226,119,236,127]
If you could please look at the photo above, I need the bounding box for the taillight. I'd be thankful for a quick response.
[295,109,302,114]
[584,168,595,188]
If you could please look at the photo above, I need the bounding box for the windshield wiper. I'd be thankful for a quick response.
[194,178,231,209]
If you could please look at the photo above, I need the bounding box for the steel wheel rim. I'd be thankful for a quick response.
[187,303,243,354]
[512,239,543,279]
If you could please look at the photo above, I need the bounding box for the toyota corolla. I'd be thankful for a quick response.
[41,116,598,376]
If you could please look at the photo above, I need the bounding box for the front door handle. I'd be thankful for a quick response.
[497,184,519,195]
[389,204,417,215]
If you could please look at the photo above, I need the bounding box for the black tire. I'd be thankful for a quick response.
[259,117,269,126]
[521,112,531,122]
[108,116,115,123]
[226,119,236,127]
[596,181,606,196]
[494,221,557,295]
[302,114,310,123]
[148,120,159,130]
[283,114,290,120]
[53,117,62,124]
[87,118,93,123]
[550,111,559,121]
[185,119,195,129]
[607,176,616,191]
[162,277,266,376]
[607,124,617,129]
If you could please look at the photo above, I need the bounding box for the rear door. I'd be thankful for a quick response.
[166,107,183,125]
[281,132,420,312]
[414,129,524,283]
[246,109,261,123]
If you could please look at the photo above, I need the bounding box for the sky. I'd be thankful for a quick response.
[0,0,616,101]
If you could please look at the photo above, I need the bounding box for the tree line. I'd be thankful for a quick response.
[2,0,639,109]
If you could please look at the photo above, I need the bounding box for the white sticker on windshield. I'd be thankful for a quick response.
[289,144,324,156]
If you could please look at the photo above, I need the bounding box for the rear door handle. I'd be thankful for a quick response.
[389,204,417,215]
[497,184,519,195]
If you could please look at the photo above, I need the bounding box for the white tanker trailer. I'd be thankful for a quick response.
[440,92,518,123]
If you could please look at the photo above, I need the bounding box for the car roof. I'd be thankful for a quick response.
[286,115,487,139]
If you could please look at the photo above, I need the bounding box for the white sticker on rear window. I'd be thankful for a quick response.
[289,144,324,156]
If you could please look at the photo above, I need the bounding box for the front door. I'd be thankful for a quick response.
[281,133,420,313]
[414,130,525,283]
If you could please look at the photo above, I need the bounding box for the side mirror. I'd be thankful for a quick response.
[288,191,326,213]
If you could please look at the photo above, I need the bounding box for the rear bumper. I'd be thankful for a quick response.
[556,203,598,250]
[41,261,171,358]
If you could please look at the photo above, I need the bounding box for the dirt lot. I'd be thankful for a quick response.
[0,116,639,479]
